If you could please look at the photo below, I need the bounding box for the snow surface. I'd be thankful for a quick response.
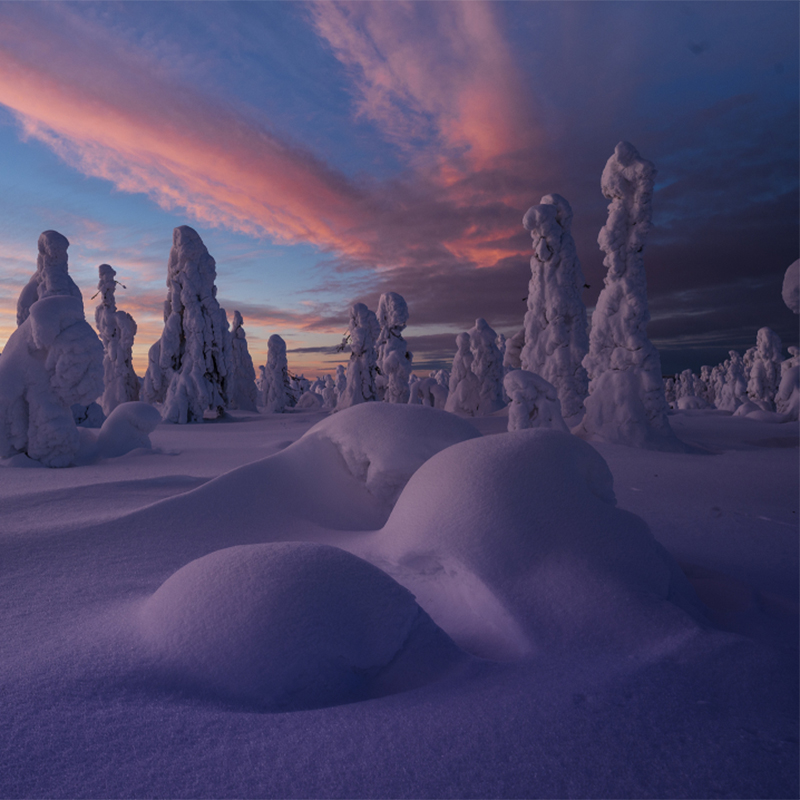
[0,404,797,798]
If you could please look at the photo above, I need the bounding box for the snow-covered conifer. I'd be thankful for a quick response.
[143,226,233,422]
[334,364,347,401]
[228,311,258,412]
[321,376,337,411]
[747,327,782,410]
[776,347,799,419]
[445,332,480,415]
[376,292,413,404]
[716,351,748,411]
[95,264,139,415]
[663,377,676,409]
[503,329,525,371]
[469,318,505,415]
[782,259,799,315]
[520,194,589,424]
[17,231,83,326]
[336,303,380,410]
[504,370,569,433]
[579,142,680,449]
[261,334,295,413]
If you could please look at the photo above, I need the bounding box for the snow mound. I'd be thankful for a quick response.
[139,542,461,710]
[504,369,569,432]
[302,403,481,506]
[376,430,700,656]
[96,402,162,458]
[782,259,799,314]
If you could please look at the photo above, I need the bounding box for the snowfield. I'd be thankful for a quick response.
[0,404,797,798]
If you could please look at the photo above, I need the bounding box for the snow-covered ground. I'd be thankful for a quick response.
[0,405,797,798]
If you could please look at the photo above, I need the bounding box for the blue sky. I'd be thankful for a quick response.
[0,1,797,376]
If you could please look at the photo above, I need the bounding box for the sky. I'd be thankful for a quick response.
[0,1,797,378]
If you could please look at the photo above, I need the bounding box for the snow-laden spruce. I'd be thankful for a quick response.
[776,346,799,419]
[716,350,748,411]
[0,296,104,467]
[16,231,83,325]
[228,311,258,412]
[336,303,380,410]
[95,264,139,415]
[520,194,589,424]
[376,292,412,404]
[579,142,681,449]
[143,227,233,422]
[503,329,525,371]
[261,334,295,413]
[746,327,783,411]
[446,320,505,416]
[782,259,799,315]
[504,370,569,432]
[445,332,480,414]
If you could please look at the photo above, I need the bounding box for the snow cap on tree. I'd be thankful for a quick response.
[336,302,380,410]
[143,226,233,423]
[17,231,83,326]
[228,311,258,412]
[504,370,569,433]
[579,143,682,450]
[520,193,589,424]
[262,334,295,413]
[376,291,413,404]
[95,264,139,415]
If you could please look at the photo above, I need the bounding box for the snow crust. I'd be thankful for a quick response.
[520,194,589,424]
[139,542,460,710]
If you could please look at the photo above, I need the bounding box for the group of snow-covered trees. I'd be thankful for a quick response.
[1,142,797,467]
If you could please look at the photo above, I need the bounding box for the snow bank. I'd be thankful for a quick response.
[376,429,699,657]
[782,259,799,314]
[0,296,104,467]
[520,194,589,424]
[580,143,680,450]
[302,402,481,506]
[139,542,461,710]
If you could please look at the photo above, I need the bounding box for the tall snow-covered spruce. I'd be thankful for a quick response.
[228,311,258,412]
[520,194,589,425]
[261,334,295,413]
[376,292,412,404]
[95,264,139,415]
[143,226,233,423]
[579,142,682,450]
[336,302,380,410]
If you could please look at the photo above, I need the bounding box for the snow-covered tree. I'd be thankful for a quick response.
[776,347,799,419]
[520,194,589,424]
[503,329,525,372]
[95,264,139,415]
[376,292,413,404]
[336,303,380,410]
[261,334,295,413]
[504,370,569,433]
[716,350,748,412]
[228,311,258,412]
[782,259,799,315]
[579,142,681,449]
[0,296,104,467]
[674,369,707,410]
[747,327,783,411]
[469,317,505,415]
[143,226,233,423]
[17,231,83,325]
[445,332,480,415]
[333,364,347,403]
[321,375,337,411]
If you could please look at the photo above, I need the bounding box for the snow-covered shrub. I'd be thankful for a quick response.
[0,296,104,467]
[376,292,412,404]
[95,264,139,415]
[504,370,569,432]
[228,311,258,412]
[520,194,589,424]
[336,303,380,410]
[782,259,799,315]
[296,390,323,410]
[580,142,680,449]
[143,226,233,423]
[746,327,782,411]
[16,231,83,325]
[261,334,295,413]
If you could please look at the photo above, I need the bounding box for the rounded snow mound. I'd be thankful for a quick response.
[302,403,481,505]
[139,542,461,710]
[378,430,700,655]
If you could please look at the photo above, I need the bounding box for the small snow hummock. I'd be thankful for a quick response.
[0,296,104,467]
[579,143,682,450]
[142,226,233,423]
[336,303,381,410]
[139,542,461,710]
[261,334,295,413]
[95,264,140,416]
[228,311,258,412]
[504,370,569,432]
[520,194,589,425]
[77,401,162,462]
[376,292,413,404]
[16,230,83,326]
[782,259,799,315]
